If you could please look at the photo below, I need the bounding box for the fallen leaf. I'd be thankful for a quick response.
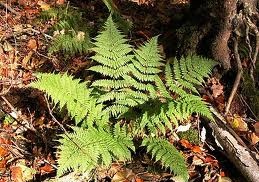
[27,39,37,50]
[192,156,204,165]
[22,51,33,68]
[112,168,135,182]
[179,139,192,149]
[11,166,23,182]
[176,123,191,132]
[56,0,66,5]
[3,41,13,52]
[37,1,51,11]
[40,164,54,174]
[135,177,144,182]
[191,146,202,154]
[226,115,248,132]
[0,146,8,157]
[218,176,232,182]
[209,77,224,98]
[253,122,259,136]
[249,132,259,145]
[211,84,224,98]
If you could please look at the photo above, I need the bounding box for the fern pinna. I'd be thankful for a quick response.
[30,16,217,181]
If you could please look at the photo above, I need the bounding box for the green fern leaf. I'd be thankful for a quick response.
[57,126,134,176]
[142,137,189,181]
[30,73,93,124]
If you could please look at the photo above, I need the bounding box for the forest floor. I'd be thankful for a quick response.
[0,0,258,182]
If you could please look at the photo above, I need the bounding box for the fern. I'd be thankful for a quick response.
[57,126,134,176]
[142,137,189,181]
[30,73,107,127]
[30,16,217,180]
[40,5,91,56]
[89,16,146,116]
[167,55,216,94]
[49,30,91,56]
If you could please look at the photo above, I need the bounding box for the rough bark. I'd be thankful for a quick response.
[208,107,259,182]
[179,0,258,70]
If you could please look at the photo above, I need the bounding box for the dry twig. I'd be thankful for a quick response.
[0,1,20,16]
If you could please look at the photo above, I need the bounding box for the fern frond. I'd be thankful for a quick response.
[166,55,216,95]
[142,137,189,181]
[30,73,93,124]
[165,62,187,96]
[57,126,134,176]
[49,31,91,56]
[134,36,164,69]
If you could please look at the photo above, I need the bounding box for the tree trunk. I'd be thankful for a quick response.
[178,0,258,70]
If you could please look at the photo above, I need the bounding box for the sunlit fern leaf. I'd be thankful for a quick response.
[57,126,134,176]
[49,31,91,56]
[39,6,91,56]
[142,137,189,182]
[165,62,187,96]
[89,16,160,117]
[30,73,92,124]
[30,73,109,127]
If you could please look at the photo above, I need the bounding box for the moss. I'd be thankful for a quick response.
[178,128,200,145]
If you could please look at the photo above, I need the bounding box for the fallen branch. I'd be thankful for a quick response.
[208,107,259,182]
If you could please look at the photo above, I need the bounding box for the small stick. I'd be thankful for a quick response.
[0,1,20,16]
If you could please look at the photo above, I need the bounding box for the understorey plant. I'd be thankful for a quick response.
[30,16,216,181]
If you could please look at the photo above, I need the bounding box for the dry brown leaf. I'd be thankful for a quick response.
[226,115,248,132]
[22,51,33,67]
[27,39,37,50]
[56,0,66,5]
[253,122,259,136]
[191,146,202,154]
[249,132,259,145]
[37,1,51,11]
[192,156,204,166]
[40,164,54,174]
[3,41,14,52]
[179,139,193,149]
[112,168,135,182]
[11,166,23,182]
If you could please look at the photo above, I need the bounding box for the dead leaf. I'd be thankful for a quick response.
[135,177,144,182]
[208,77,224,98]
[27,39,37,50]
[40,164,54,174]
[191,146,202,154]
[0,146,8,157]
[11,166,23,182]
[3,41,14,52]
[226,115,248,132]
[218,176,232,182]
[211,83,224,98]
[179,139,193,149]
[253,122,259,136]
[37,1,51,11]
[22,51,33,67]
[192,156,204,165]
[112,168,135,182]
[56,0,66,5]
[249,132,259,145]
